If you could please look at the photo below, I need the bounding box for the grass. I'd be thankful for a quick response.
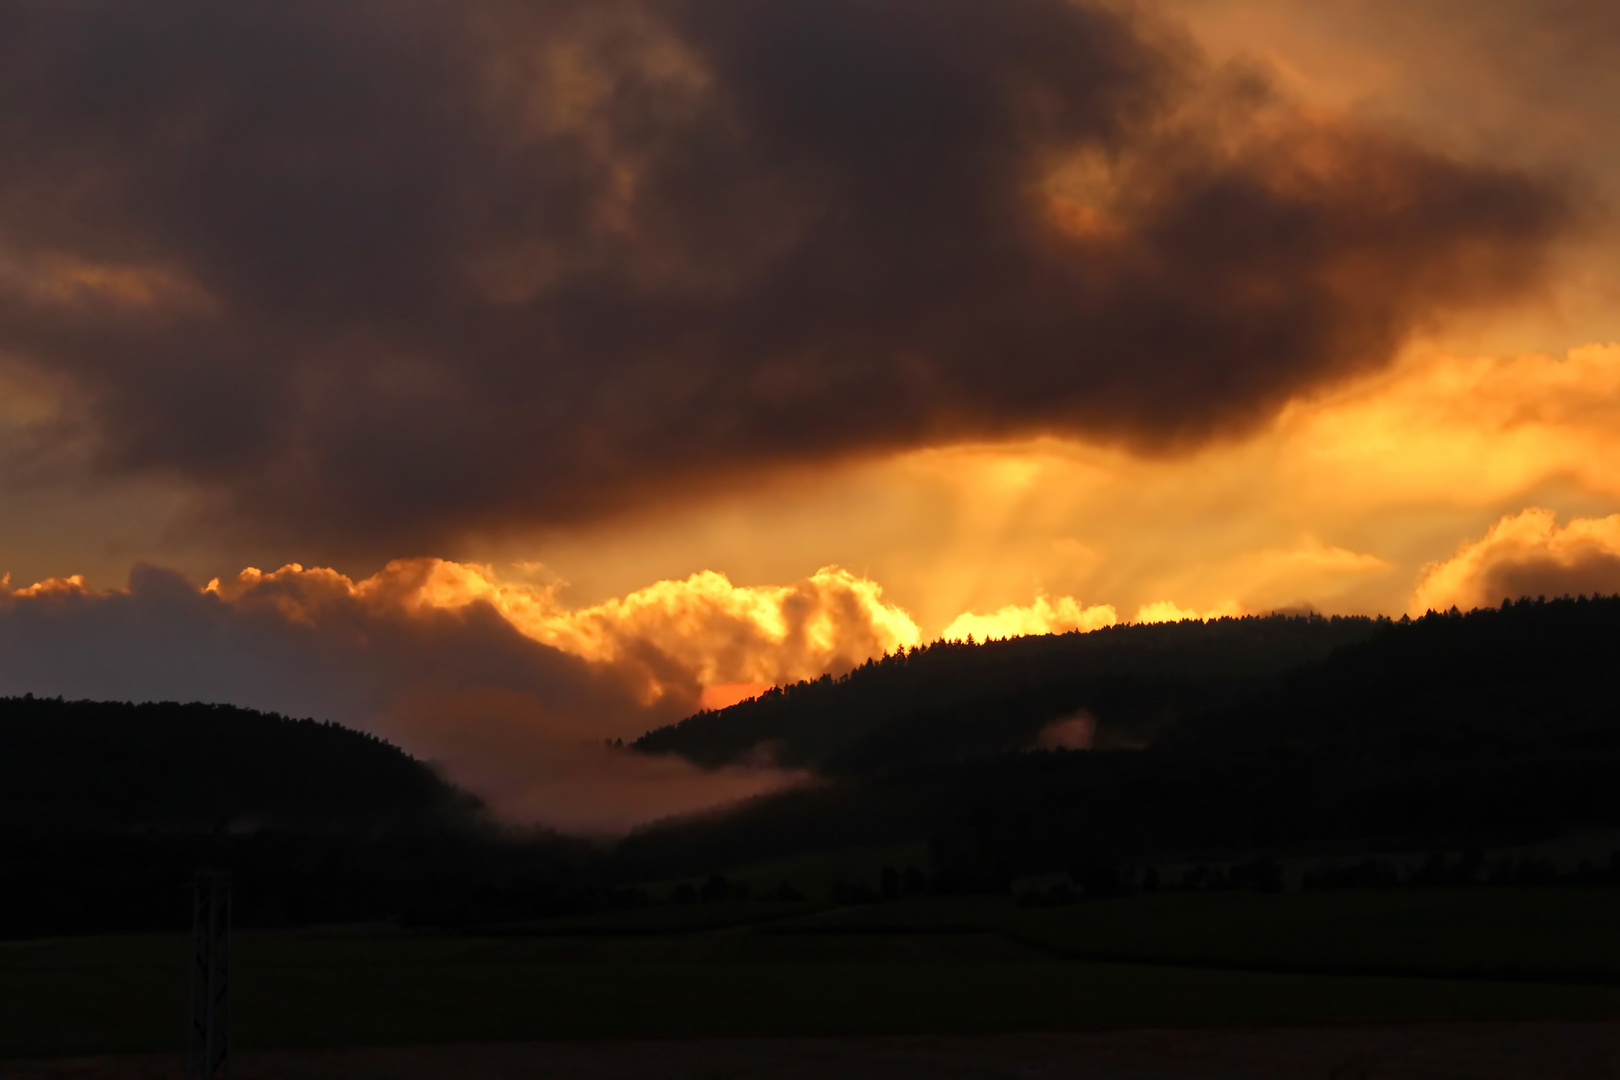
[4,887,1620,1060]
[773,887,1620,981]
[487,900,821,936]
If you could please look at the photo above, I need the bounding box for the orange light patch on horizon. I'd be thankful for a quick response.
[698,681,774,711]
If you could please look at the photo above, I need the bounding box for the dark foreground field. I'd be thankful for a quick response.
[8,1024,1620,1080]
[3,887,1619,1076]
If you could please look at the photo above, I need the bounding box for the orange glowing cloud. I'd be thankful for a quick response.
[1133,599,1244,625]
[11,574,89,598]
[1277,343,1620,511]
[942,594,1118,641]
[1412,508,1620,614]
[517,567,922,691]
[193,556,1261,706]
[206,559,923,706]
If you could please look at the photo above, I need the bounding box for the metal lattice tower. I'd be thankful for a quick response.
[186,872,230,1080]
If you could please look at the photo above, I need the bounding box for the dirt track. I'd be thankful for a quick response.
[5,1022,1618,1080]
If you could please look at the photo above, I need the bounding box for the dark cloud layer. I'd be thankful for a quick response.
[0,0,1572,553]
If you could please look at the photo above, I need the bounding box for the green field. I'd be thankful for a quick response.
[4,888,1619,1060]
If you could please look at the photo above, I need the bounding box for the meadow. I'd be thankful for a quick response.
[5,885,1618,1061]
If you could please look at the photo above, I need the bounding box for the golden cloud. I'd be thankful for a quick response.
[519,567,922,690]
[206,559,922,705]
[942,594,1118,641]
[10,573,88,598]
[1412,508,1620,613]
[1279,343,1620,510]
[1133,599,1244,624]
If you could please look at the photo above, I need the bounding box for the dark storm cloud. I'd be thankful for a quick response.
[0,0,1573,553]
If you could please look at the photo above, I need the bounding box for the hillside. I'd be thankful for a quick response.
[0,697,476,833]
[618,598,1620,882]
[634,613,1379,774]
[0,700,596,937]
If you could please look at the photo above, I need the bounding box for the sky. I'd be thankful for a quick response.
[2,0,1618,831]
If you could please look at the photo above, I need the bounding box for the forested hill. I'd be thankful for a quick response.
[0,697,478,833]
[633,614,1380,774]
[618,597,1620,882]
[0,699,609,937]
[1178,593,1620,769]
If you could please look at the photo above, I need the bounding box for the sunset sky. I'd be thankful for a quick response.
[2,0,1617,830]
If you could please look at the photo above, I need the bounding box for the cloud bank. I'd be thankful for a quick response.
[0,0,1571,555]
[207,558,922,703]
[1413,508,1620,613]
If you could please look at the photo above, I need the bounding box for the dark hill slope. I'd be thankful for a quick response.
[1171,595,1620,837]
[0,697,476,832]
[617,598,1620,881]
[634,614,1379,775]
[1188,595,1620,769]
[0,699,604,937]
